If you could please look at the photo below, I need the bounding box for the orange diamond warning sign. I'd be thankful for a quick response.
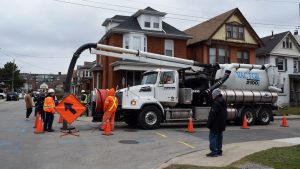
[55,94,86,125]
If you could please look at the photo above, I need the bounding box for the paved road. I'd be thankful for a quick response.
[0,100,299,169]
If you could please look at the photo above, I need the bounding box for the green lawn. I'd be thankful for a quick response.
[279,106,300,115]
[164,145,300,169]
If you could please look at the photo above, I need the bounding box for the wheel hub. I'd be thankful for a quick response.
[145,111,157,125]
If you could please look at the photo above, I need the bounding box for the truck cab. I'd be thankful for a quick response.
[117,69,179,129]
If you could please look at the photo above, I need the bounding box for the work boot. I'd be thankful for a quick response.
[206,152,219,157]
[47,129,55,132]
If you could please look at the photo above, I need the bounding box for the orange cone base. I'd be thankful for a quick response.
[102,132,114,136]
[280,125,289,127]
[186,130,195,133]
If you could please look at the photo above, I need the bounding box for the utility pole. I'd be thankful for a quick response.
[11,59,15,92]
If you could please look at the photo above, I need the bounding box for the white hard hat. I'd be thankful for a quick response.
[81,90,85,93]
[48,88,55,93]
[36,91,40,94]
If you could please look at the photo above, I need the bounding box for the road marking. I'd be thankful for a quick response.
[177,141,195,149]
[155,132,167,138]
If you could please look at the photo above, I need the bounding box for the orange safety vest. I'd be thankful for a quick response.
[103,96,118,113]
[43,96,56,113]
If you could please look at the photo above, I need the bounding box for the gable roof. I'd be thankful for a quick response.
[101,7,191,41]
[102,15,130,26]
[184,8,263,47]
[256,31,289,56]
[256,31,300,56]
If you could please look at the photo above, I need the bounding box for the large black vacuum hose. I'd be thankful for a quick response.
[205,70,231,94]
[62,43,97,129]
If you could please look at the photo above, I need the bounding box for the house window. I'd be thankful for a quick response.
[276,58,286,71]
[208,47,230,64]
[218,48,226,64]
[123,34,147,52]
[144,15,150,28]
[124,36,129,49]
[165,40,174,57]
[209,48,216,63]
[237,51,249,64]
[153,16,159,28]
[133,36,142,51]
[226,25,244,40]
[294,59,300,73]
[283,38,292,49]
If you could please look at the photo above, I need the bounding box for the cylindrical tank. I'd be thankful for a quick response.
[95,89,108,115]
[215,67,270,91]
[220,89,278,103]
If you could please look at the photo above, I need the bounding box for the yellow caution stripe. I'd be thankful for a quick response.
[177,141,195,149]
[155,132,167,138]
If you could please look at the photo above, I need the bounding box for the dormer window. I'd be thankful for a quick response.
[226,24,244,40]
[138,14,162,31]
[144,15,151,28]
[153,16,159,28]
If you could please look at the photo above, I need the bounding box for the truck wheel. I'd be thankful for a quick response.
[138,106,162,130]
[241,107,255,126]
[0,96,3,99]
[258,108,271,125]
[124,114,138,127]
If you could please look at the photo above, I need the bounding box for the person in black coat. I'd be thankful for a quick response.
[206,88,227,157]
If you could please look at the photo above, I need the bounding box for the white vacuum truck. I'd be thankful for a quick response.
[89,44,281,129]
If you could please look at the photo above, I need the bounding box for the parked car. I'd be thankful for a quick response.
[6,92,19,101]
[0,92,6,99]
[18,93,25,99]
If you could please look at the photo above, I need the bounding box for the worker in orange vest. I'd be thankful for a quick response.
[101,88,118,131]
[43,88,56,132]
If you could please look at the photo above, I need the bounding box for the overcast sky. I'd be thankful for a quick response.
[0,0,299,74]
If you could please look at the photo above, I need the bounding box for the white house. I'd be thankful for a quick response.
[256,31,300,106]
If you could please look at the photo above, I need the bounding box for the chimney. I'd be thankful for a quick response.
[294,30,299,35]
[271,30,274,39]
[58,72,61,75]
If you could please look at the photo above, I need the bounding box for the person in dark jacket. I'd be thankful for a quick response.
[206,88,227,157]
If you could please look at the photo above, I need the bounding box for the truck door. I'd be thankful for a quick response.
[155,71,178,103]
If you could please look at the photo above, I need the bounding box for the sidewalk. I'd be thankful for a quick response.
[274,114,300,120]
[157,138,300,169]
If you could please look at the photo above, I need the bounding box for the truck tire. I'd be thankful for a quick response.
[240,107,255,126]
[0,96,3,99]
[124,114,138,127]
[258,107,271,125]
[138,106,162,130]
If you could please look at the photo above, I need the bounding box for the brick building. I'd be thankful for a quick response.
[93,7,191,89]
[184,8,264,64]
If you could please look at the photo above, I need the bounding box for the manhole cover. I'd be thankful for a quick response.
[119,140,139,144]
[123,129,138,132]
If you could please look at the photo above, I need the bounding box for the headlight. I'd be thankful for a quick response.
[131,99,136,106]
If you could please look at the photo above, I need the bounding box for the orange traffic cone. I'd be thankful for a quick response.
[58,114,63,123]
[34,114,44,134]
[241,115,249,129]
[186,117,195,133]
[281,114,289,127]
[102,120,113,136]
[33,112,39,128]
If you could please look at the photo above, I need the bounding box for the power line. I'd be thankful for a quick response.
[0,48,70,58]
[50,0,300,30]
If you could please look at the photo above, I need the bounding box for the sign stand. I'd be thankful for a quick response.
[60,128,79,137]
[55,94,86,137]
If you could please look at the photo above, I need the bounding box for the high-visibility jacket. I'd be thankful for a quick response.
[103,96,118,113]
[43,96,56,113]
[81,94,87,104]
